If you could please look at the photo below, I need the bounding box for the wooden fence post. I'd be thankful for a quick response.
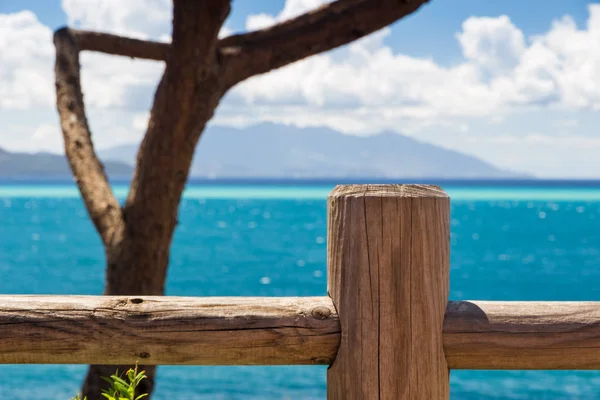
[327,184,450,399]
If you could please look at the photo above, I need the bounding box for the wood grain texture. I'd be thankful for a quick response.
[327,184,450,400]
[444,301,600,369]
[4,295,600,370]
[0,296,339,365]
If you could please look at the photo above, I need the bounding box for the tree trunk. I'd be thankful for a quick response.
[80,229,171,399]
[79,2,230,397]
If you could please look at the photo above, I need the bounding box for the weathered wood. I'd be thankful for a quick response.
[444,301,600,370]
[0,295,339,365]
[4,295,600,370]
[327,184,450,400]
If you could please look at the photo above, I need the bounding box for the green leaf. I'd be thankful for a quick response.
[127,368,136,382]
[94,365,148,400]
[101,388,117,396]
[111,375,129,387]
[112,381,130,396]
[134,372,147,386]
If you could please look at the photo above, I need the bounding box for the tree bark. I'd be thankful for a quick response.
[54,29,124,247]
[82,1,231,397]
[53,0,429,398]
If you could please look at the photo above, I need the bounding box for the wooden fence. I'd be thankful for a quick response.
[2,184,599,399]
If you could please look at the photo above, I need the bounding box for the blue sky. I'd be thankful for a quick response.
[1,0,599,177]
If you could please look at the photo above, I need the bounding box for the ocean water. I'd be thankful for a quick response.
[0,182,599,399]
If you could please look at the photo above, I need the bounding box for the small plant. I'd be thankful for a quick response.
[70,363,147,400]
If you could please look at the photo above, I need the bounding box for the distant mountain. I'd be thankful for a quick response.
[0,147,132,179]
[99,123,525,179]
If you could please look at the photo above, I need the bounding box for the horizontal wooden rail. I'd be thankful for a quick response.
[2,296,600,369]
[0,295,339,365]
[444,301,600,369]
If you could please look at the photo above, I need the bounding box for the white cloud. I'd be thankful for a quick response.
[233,28,506,130]
[32,123,62,150]
[246,14,277,31]
[233,3,600,134]
[457,15,526,75]
[219,26,233,38]
[0,11,54,109]
[78,53,163,108]
[277,0,332,21]
[246,0,332,31]
[85,109,148,148]
[62,0,171,40]
[132,112,150,131]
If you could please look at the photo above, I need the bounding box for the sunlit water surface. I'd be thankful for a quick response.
[0,182,599,399]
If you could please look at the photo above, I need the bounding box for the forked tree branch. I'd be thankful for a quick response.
[51,0,428,250]
[219,0,429,86]
[64,0,429,89]
[54,28,124,246]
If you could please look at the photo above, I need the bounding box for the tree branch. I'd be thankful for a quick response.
[219,0,429,87]
[69,29,169,60]
[54,28,124,246]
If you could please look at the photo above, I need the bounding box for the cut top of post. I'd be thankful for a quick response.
[329,184,448,199]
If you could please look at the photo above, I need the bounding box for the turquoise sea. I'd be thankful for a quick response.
[1,180,599,399]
